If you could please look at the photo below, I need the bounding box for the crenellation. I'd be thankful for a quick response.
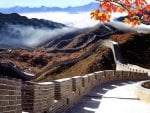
[94,72,100,86]
[72,76,85,102]
[92,73,99,86]
[22,82,34,112]
[54,78,74,112]
[54,82,61,100]
[94,71,104,84]
[104,70,115,82]
[101,72,108,84]
[0,71,149,113]
[82,77,85,87]
[87,73,96,89]
[72,76,81,92]
[82,75,90,94]
[0,37,149,112]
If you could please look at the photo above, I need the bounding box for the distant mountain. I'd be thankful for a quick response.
[0,13,65,29]
[0,2,99,14]
[0,13,66,48]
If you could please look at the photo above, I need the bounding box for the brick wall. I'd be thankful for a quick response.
[22,82,54,113]
[0,70,149,113]
[0,75,22,113]
[22,70,149,113]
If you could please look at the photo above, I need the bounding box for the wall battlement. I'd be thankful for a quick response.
[101,39,150,75]
[0,70,149,113]
[0,76,22,113]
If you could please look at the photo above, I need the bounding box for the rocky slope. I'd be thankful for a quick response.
[110,32,150,68]
[0,13,69,48]
[0,25,116,81]
[0,24,149,82]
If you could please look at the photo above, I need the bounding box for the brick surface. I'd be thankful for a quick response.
[1,70,149,113]
[0,77,22,113]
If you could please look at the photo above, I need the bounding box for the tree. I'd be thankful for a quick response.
[91,0,150,27]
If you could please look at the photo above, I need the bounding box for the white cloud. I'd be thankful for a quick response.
[21,12,150,33]
[0,24,76,48]
[1,12,150,48]
[20,12,99,28]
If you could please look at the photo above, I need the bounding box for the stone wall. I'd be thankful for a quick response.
[117,63,150,75]
[0,70,149,113]
[0,75,22,113]
[22,70,149,113]
[101,39,150,75]
[135,80,150,103]
[22,81,54,113]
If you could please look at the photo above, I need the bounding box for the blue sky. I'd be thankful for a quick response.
[0,0,95,8]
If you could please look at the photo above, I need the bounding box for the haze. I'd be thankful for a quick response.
[21,12,150,32]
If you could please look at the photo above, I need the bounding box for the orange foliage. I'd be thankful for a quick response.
[91,0,150,27]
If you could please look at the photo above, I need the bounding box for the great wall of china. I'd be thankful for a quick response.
[102,39,150,75]
[0,70,149,113]
[0,36,150,113]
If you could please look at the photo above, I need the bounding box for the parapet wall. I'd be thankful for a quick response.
[117,63,150,75]
[0,75,22,113]
[102,39,150,75]
[1,70,148,113]
[22,70,149,113]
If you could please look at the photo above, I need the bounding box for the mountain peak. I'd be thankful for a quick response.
[0,2,99,14]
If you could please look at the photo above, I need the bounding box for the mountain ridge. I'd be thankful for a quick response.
[0,13,67,48]
[0,2,99,14]
[0,13,66,29]
[0,24,149,81]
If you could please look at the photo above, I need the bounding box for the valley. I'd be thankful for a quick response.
[0,23,149,82]
[0,1,150,113]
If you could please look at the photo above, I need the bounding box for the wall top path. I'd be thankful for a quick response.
[100,36,150,76]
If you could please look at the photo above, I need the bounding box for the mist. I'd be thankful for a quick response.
[21,12,150,32]
[1,12,150,49]
[0,24,77,48]
[0,12,99,49]
[21,12,99,28]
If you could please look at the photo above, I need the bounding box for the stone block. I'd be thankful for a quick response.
[82,75,90,94]
[0,77,22,113]
[104,70,115,82]
[122,71,130,80]
[22,81,54,113]
[115,70,123,80]
[87,73,95,89]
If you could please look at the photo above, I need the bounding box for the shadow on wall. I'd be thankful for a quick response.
[0,70,148,113]
[65,81,135,113]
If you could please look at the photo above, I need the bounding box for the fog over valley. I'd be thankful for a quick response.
[0,24,76,48]
[21,12,99,28]
[0,12,150,49]
[22,12,150,32]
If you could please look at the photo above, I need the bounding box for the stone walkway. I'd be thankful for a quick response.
[65,81,150,113]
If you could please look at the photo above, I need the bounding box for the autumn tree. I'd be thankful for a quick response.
[91,0,150,27]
